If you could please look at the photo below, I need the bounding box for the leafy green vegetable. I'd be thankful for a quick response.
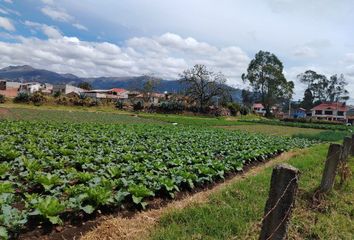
[29,196,65,225]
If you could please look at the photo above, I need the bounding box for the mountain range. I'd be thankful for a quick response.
[0,65,243,101]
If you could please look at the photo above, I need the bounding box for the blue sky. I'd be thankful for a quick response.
[0,0,353,102]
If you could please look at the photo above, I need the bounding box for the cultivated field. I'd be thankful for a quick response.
[0,106,353,240]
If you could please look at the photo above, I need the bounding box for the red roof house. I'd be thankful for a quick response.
[311,102,348,122]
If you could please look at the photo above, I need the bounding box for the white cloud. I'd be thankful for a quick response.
[41,0,54,5]
[3,0,13,4]
[0,8,8,14]
[0,33,250,86]
[72,23,87,31]
[0,16,15,31]
[41,6,73,22]
[293,46,317,58]
[24,20,62,39]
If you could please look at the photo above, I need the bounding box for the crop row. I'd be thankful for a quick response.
[0,120,314,238]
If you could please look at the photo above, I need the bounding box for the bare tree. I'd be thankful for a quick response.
[180,64,230,112]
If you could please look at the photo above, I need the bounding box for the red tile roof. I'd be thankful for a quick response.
[312,102,348,112]
[253,103,264,109]
[110,88,127,93]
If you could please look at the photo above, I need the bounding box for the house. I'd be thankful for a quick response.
[19,82,52,94]
[252,103,265,115]
[0,80,21,97]
[83,89,129,100]
[291,108,307,119]
[53,84,85,95]
[346,108,354,125]
[110,88,129,99]
[311,102,348,122]
[252,103,277,116]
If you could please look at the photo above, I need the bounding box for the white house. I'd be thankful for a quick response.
[311,102,348,122]
[53,84,85,95]
[19,82,51,94]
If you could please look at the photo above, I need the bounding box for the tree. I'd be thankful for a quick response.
[297,70,328,102]
[242,50,294,117]
[241,89,253,107]
[141,74,161,102]
[298,70,349,102]
[78,82,92,90]
[180,64,230,112]
[327,74,349,102]
[301,88,314,110]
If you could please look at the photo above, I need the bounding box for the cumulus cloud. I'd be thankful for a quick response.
[0,16,15,31]
[0,33,250,86]
[24,20,62,39]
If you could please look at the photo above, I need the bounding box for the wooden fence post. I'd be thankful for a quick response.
[318,144,342,193]
[351,134,354,157]
[341,137,352,163]
[259,164,299,240]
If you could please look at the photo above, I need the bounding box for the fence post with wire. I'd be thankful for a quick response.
[351,134,354,157]
[259,164,299,240]
[318,143,342,193]
[341,137,352,163]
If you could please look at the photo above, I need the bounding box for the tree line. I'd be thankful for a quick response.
[180,50,349,116]
[74,50,350,116]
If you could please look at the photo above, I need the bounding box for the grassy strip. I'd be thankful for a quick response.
[216,124,323,137]
[149,144,354,240]
[240,119,353,131]
[293,130,353,142]
[138,113,261,127]
[0,107,162,124]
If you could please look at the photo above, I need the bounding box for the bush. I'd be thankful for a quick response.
[53,91,61,98]
[14,92,30,103]
[30,92,47,106]
[0,94,5,104]
[240,105,250,115]
[133,101,144,111]
[116,100,124,109]
[226,103,241,116]
[158,101,185,113]
[55,96,69,105]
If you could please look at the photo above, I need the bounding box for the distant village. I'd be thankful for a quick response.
[0,79,353,125]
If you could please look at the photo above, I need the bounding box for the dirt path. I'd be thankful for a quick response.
[81,150,304,240]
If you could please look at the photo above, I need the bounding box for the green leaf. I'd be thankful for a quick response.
[0,226,8,240]
[81,205,95,214]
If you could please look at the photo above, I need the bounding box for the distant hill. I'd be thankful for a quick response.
[0,65,243,102]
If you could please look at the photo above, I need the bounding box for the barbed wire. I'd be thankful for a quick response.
[261,145,343,239]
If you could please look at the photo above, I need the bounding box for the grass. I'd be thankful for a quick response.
[216,124,324,137]
[294,130,354,142]
[0,107,161,124]
[149,144,354,240]
[138,113,261,127]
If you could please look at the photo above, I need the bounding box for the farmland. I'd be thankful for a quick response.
[0,119,314,238]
